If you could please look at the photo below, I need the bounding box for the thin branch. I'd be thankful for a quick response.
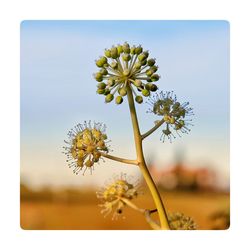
[141,118,165,140]
[121,198,160,230]
[101,152,138,165]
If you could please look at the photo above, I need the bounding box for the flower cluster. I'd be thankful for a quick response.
[168,212,197,230]
[148,91,193,142]
[94,42,160,104]
[63,121,109,175]
[97,173,140,220]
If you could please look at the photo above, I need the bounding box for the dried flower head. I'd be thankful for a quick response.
[148,91,194,142]
[168,212,197,230]
[94,42,160,105]
[63,121,109,175]
[97,173,141,220]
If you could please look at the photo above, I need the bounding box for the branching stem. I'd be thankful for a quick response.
[126,85,170,230]
[101,152,138,165]
[120,198,161,230]
[142,118,165,140]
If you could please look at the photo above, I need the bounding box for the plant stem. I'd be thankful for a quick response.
[126,85,170,230]
[141,118,165,140]
[120,198,161,230]
[101,152,138,165]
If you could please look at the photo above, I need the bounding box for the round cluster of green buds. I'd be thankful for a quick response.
[168,212,197,230]
[94,42,160,105]
[97,173,140,220]
[147,91,194,142]
[63,121,109,175]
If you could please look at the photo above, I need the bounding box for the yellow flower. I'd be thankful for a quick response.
[63,121,109,175]
[148,91,194,142]
[97,173,141,220]
[168,212,197,230]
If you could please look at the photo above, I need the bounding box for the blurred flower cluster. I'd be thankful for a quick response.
[97,173,140,220]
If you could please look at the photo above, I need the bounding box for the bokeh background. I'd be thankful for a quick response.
[20,20,229,230]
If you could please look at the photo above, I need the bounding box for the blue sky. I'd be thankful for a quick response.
[20,21,229,188]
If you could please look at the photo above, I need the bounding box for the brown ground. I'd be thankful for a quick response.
[20,190,229,230]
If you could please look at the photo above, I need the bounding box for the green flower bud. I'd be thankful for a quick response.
[96,60,102,68]
[142,89,150,97]
[94,72,103,82]
[104,89,110,95]
[115,96,123,104]
[97,88,105,94]
[100,68,108,75]
[145,83,152,90]
[130,46,136,55]
[105,93,114,103]
[147,58,156,66]
[135,95,143,104]
[107,78,116,87]
[123,42,130,54]
[111,46,118,59]
[135,45,143,55]
[110,61,118,69]
[134,62,142,70]
[146,69,154,76]
[141,60,147,66]
[138,53,147,62]
[123,69,130,76]
[118,87,127,96]
[100,56,107,65]
[150,65,158,73]
[117,44,123,55]
[104,49,111,58]
[151,74,160,82]
[134,79,142,87]
[122,53,131,62]
[143,51,149,58]
[97,82,106,89]
[150,84,158,92]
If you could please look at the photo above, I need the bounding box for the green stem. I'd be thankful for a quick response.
[126,85,170,230]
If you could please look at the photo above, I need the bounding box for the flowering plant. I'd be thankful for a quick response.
[64,42,195,230]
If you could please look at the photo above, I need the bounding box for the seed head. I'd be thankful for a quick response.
[63,121,110,175]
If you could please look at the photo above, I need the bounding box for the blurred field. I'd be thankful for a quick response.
[20,188,229,230]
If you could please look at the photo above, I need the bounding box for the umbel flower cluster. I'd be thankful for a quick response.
[148,91,193,142]
[168,212,197,230]
[96,173,140,220]
[63,121,109,175]
[94,42,160,104]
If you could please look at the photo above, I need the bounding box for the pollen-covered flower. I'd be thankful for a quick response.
[148,91,194,142]
[63,121,109,175]
[97,173,141,220]
[94,42,160,105]
[168,212,197,230]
